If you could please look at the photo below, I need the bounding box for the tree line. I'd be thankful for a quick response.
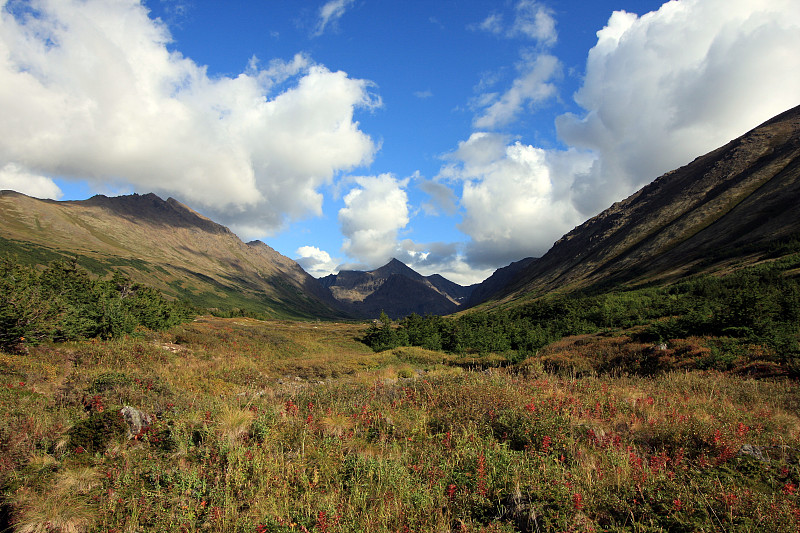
[363,254,800,368]
[0,255,194,352]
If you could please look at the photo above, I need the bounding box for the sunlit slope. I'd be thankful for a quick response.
[0,191,344,319]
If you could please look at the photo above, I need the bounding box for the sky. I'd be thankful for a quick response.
[1,0,799,285]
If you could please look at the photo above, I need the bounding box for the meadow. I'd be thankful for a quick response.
[2,316,799,532]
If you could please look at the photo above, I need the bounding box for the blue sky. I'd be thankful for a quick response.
[1,0,799,284]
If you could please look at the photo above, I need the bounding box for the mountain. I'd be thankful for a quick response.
[319,258,473,319]
[0,191,344,319]
[483,104,800,305]
[466,257,536,307]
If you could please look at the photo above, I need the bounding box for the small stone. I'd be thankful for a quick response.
[120,406,152,439]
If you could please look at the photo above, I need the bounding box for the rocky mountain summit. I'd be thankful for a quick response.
[319,259,474,319]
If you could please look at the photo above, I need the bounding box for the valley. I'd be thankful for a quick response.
[1,105,799,531]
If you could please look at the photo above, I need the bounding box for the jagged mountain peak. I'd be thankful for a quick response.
[320,258,472,318]
[373,258,424,280]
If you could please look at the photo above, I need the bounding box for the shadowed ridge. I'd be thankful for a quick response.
[478,104,800,305]
[79,193,231,234]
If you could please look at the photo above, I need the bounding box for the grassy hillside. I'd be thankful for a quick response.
[0,192,344,320]
[2,316,799,532]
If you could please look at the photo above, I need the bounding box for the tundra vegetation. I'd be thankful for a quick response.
[1,253,800,532]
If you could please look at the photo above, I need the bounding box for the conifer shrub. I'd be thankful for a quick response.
[0,255,194,352]
[68,410,128,453]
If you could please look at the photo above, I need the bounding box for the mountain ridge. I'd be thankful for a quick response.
[485,103,800,305]
[0,190,344,319]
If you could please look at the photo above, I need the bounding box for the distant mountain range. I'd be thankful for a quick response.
[319,258,474,319]
[1,104,798,320]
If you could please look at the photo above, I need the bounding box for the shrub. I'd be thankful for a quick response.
[0,255,194,351]
[68,410,128,453]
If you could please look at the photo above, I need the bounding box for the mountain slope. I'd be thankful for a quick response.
[319,258,472,318]
[0,191,344,319]
[489,104,800,304]
[466,257,536,307]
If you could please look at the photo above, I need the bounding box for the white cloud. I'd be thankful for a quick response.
[295,245,339,277]
[338,174,410,266]
[0,0,377,239]
[474,1,557,45]
[449,0,800,272]
[558,0,800,216]
[314,0,355,36]
[478,13,504,35]
[509,0,557,44]
[0,163,63,199]
[439,133,592,267]
[473,53,560,129]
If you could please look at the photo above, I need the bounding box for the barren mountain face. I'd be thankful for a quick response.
[319,259,472,319]
[488,105,800,304]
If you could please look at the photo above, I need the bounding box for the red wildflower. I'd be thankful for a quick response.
[572,492,584,510]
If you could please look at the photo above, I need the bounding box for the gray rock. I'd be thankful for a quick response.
[120,406,152,439]
[738,444,800,464]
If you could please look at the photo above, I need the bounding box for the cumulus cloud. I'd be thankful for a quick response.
[448,0,800,273]
[338,174,410,266]
[314,0,355,36]
[0,0,377,238]
[295,245,339,277]
[557,0,800,216]
[0,163,63,199]
[439,133,592,267]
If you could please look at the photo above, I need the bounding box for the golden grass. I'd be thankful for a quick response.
[54,466,103,494]
[10,487,95,533]
[217,405,255,444]
[2,317,800,532]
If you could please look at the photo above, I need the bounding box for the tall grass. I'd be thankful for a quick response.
[1,317,799,531]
